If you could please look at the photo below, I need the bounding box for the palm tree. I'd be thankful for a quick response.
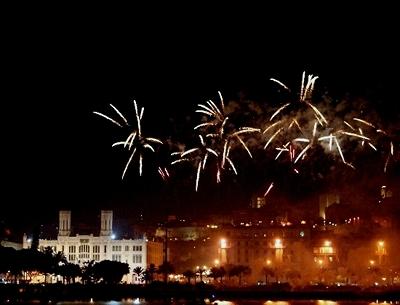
[133,266,144,284]
[182,269,195,284]
[147,263,157,283]
[157,261,175,282]
[262,266,274,285]
[210,267,225,284]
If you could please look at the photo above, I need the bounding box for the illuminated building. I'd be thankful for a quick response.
[23,210,150,284]
[313,239,338,264]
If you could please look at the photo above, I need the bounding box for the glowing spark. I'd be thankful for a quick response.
[202,153,208,169]
[306,102,328,125]
[353,118,376,129]
[218,91,225,112]
[181,148,200,157]
[334,137,346,164]
[344,121,355,130]
[195,162,201,192]
[139,154,143,176]
[236,135,253,158]
[93,111,123,127]
[194,122,215,130]
[122,148,136,179]
[171,158,188,165]
[359,128,365,146]
[110,104,128,126]
[384,155,390,173]
[293,138,310,143]
[270,103,290,121]
[377,129,388,135]
[312,122,317,137]
[368,143,377,151]
[270,78,290,91]
[390,142,394,156]
[263,121,282,134]
[339,131,371,141]
[294,144,311,163]
[264,182,274,197]
[226,157,237,175]
[264,128,283,149]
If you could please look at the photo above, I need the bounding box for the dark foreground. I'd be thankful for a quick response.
[1,283,399,304]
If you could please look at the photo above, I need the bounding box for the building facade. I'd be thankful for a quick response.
[23,210,148,284]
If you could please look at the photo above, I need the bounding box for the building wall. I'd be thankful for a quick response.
[146,241,163,267]
[22,210,148,284]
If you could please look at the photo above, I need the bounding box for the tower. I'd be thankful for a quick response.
[100,210,113,236]
[58,210,71,236]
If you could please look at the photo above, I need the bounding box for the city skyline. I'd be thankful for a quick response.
[2,11,399,238]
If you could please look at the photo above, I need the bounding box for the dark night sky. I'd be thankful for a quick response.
[2,7,399,236]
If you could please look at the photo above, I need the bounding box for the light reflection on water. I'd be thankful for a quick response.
[53,301,400,305]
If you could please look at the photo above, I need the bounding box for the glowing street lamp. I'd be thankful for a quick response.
[220,238,227,249]
[274,238,283,249]
[369,260,375,267]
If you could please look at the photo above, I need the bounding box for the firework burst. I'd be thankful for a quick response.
[94,100,163,179]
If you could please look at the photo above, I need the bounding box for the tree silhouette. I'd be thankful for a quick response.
[157,261,175,282]
[182,269,195,284]
[92,260,130,284]
[132,266,144,284]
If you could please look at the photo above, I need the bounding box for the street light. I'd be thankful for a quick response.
[220,238,227,249]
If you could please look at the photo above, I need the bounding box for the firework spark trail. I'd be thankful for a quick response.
[264,128,283,149]
[294,144,311,164]
[93,111,123,127]
[264,182,274,197]
[94,101,163,178]
[339,131,371,141]
[188,91,260,189]
[263,121,282,134]
[270,103,290,121]
[344,121,356,131]
[353,117,376,129]
[270,78,290,91]
[171,135,228,191]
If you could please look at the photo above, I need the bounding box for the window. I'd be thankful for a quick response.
[93,254,100,261]
[125,246,129,251]
[62,245,65,252]
[133,245,143,251]
[68,254,76,261]
[93,245,100,253]
[104,245,107,253]
[132,254,142,263]
[69,245,76,253]
[112,254,121,262]
[112,245,122,251]
[79,245,90,253]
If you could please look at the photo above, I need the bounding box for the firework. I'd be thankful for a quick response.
[94,100,163,179]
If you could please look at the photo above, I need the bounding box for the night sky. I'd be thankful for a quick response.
[2,8,399,237]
